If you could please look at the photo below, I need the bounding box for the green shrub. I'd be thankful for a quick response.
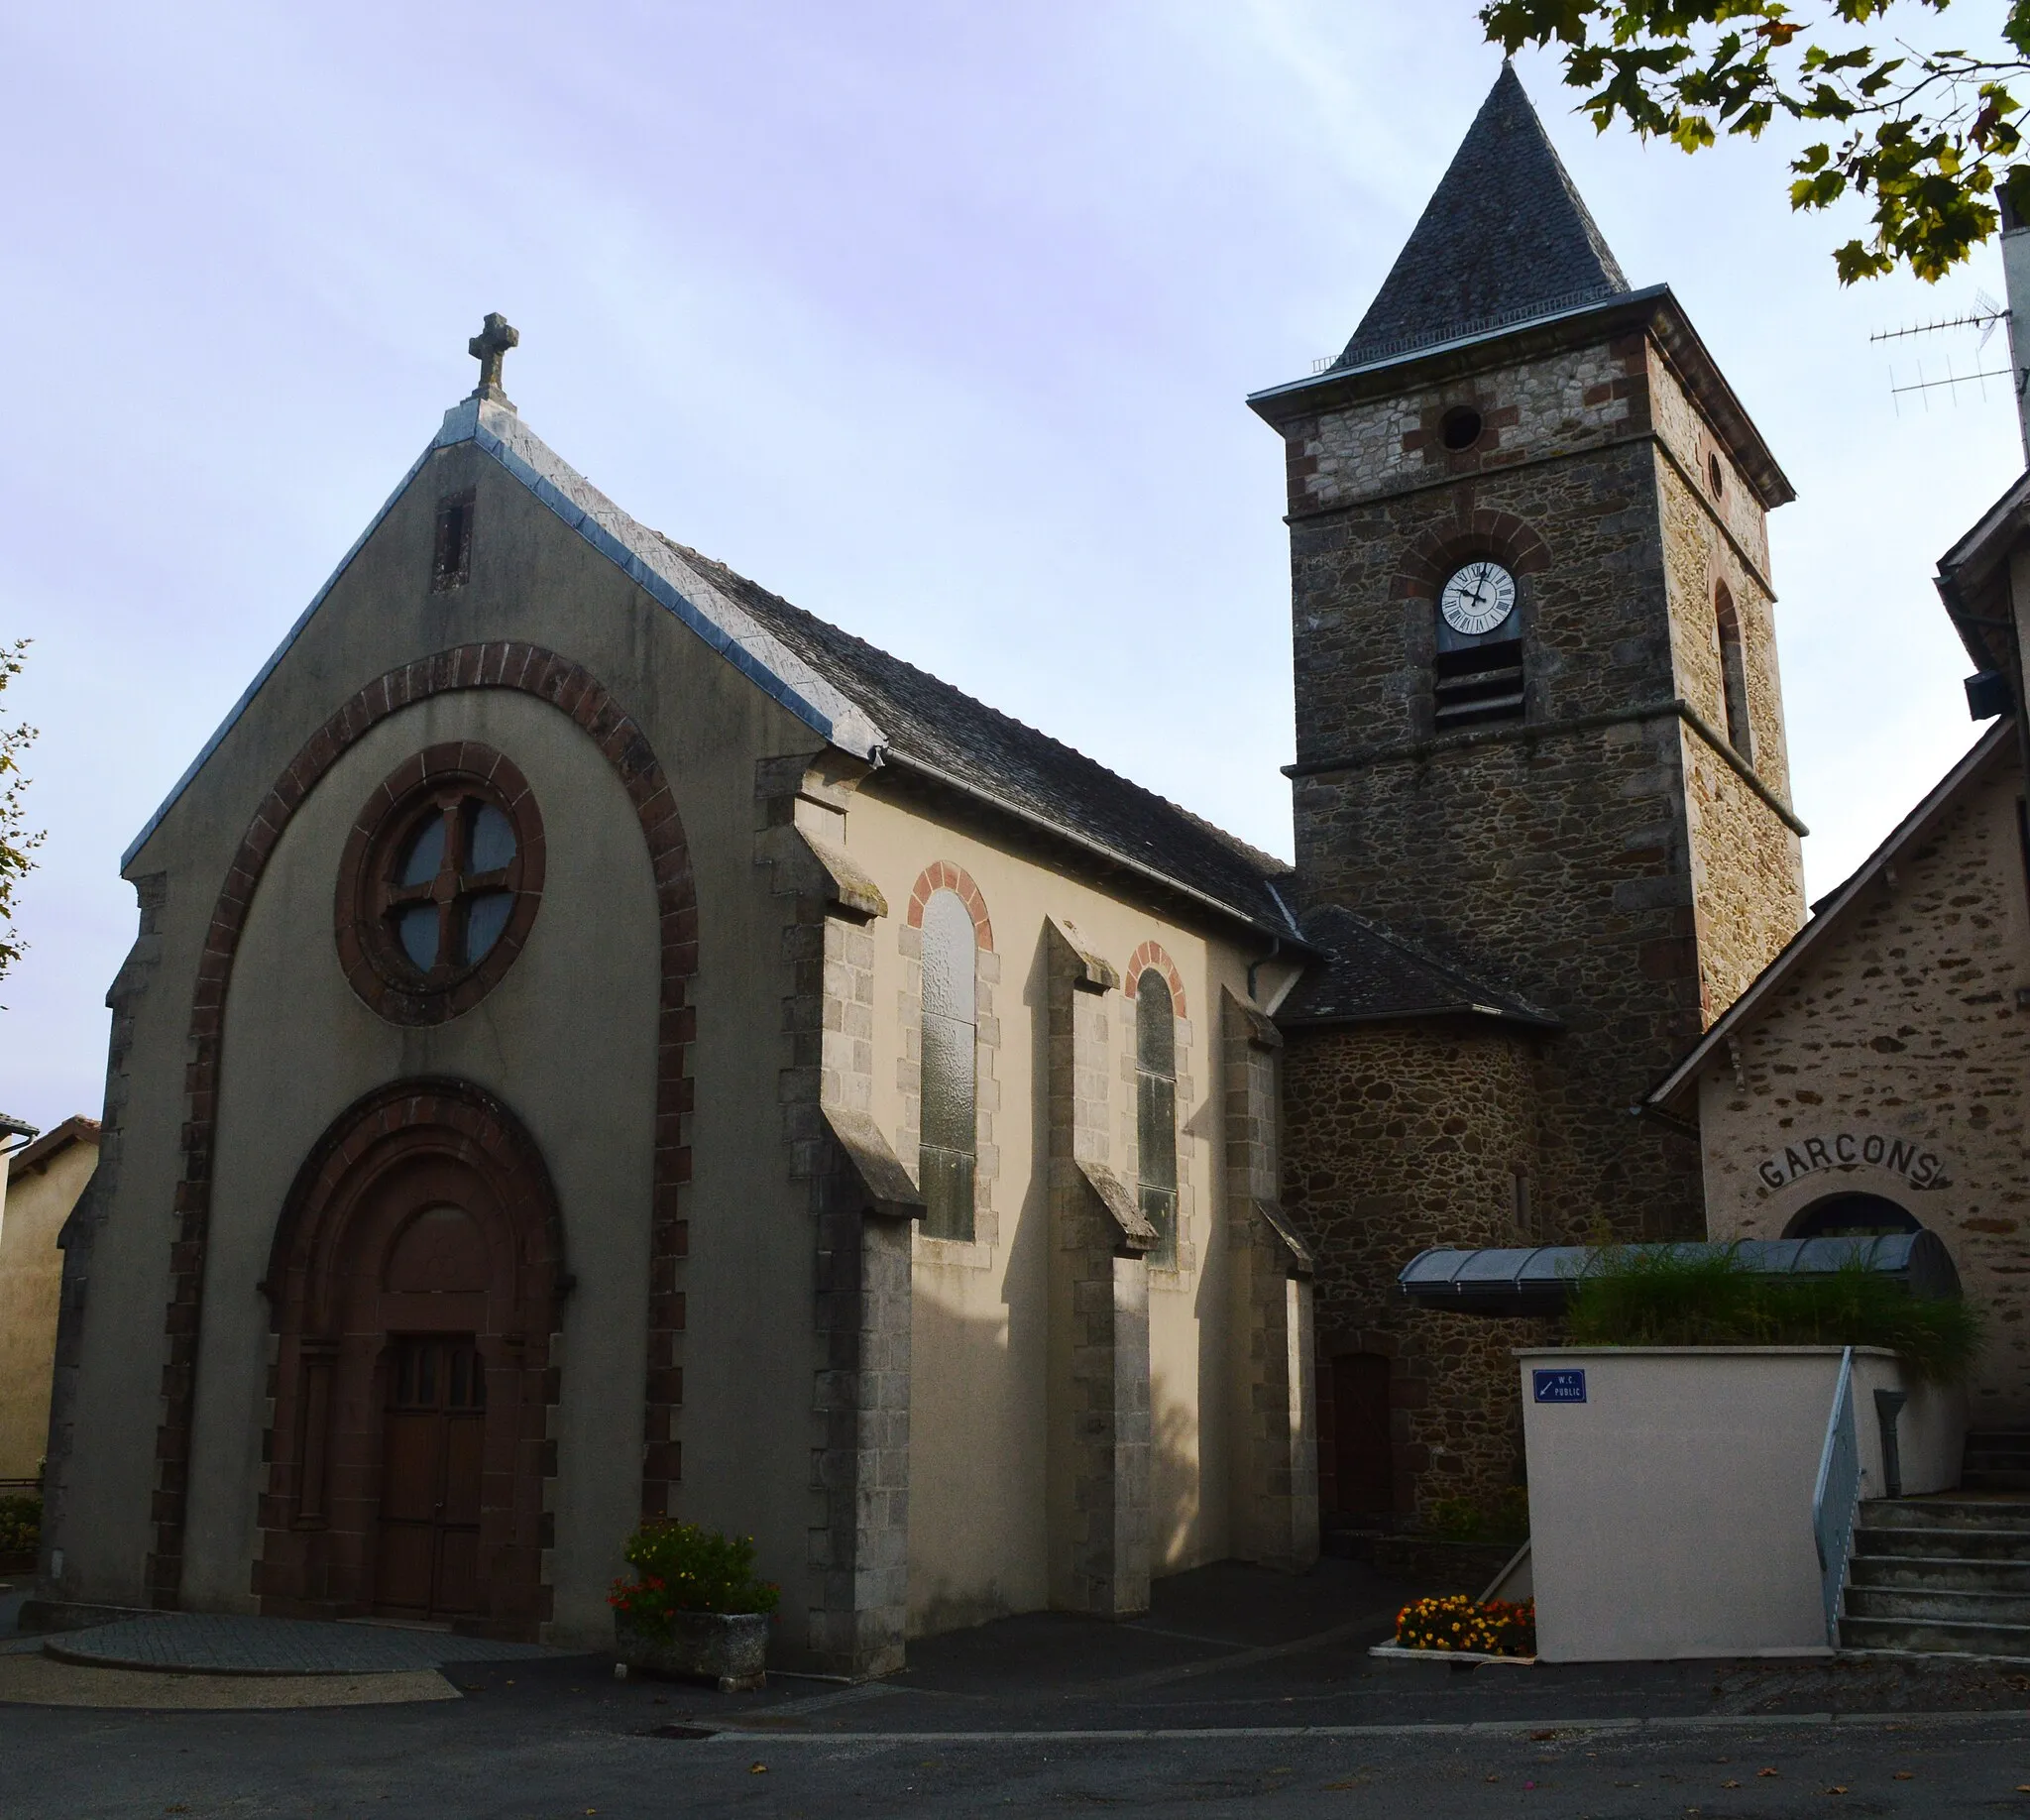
[1422,1486,1529,1544]
[1563,1246,1982,1385]
[0,1495,40,1555]
[607,1521,779,1632]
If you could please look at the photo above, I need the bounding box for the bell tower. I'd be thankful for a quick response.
[1260,66,1807,1528]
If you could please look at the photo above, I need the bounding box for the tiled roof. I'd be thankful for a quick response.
[1276,904,1557,1030]
[1336,63,1630,372]
[660,539,1301,936]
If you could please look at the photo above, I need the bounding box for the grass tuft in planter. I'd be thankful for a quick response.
[1563,1247,1982,1385]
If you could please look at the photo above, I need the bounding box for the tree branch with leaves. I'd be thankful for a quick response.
[1481,0,2030,283]
[0,640,44,986]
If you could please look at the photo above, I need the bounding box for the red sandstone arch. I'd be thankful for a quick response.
[1123,941,1187,1020]
[1390,512,1552,609]
[148,642,695,1609]
[256,1079,561,1637]
[905,861,994,953]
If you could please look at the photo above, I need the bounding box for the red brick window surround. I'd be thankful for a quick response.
[905,860,994,952]
[1123,942,1186,1018]
[899,862,1001,1260]
[335,742,546,1026]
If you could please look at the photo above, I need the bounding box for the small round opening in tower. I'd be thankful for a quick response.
[1707,452,1726,499]
[1440,406,1484,452]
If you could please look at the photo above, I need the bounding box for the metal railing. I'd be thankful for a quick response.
[1811,1346,1860,1648]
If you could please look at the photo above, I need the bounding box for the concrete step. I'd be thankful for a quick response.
[1963,1470,2030,1493]
[1840,1614,2030,1657]
[1857,1499,2030,1535]
[1851,1527,2030,1562]
[1847,1585,2030,1626]
[1851,1555,2030,1595]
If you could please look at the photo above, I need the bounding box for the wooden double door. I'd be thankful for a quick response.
[376,1334,488,1620]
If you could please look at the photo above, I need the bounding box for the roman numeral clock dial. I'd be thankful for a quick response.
[1438,560,1517,636]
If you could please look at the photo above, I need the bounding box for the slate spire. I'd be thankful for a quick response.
[1336,63,1629,371]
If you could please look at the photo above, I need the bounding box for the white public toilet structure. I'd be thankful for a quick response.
[1400,1238,1968,1661]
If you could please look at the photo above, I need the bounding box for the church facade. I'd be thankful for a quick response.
[45,67,1817,1660]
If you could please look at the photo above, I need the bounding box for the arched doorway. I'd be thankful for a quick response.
[258,1080,562,1640]
[1783,1193,1921,1239]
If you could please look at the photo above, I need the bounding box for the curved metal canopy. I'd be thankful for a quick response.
[1398,1233,1962,1319]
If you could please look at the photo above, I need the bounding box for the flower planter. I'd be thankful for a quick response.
[615,1609,768,1691]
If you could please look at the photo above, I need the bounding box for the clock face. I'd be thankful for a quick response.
[1439,561,1518,636]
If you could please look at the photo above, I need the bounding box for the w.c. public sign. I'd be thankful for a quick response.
[1532,1368,1587,1405]
[1755,1132,1946,1192]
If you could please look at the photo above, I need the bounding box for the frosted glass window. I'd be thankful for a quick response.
[1135,968,1178,1267]
[919,889,977,1241]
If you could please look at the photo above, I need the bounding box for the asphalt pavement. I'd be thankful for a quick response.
[6,1556,2030,1817]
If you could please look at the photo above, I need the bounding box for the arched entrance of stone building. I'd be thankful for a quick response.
[1783,1193,1922,1239]
[257,1080,562,1640]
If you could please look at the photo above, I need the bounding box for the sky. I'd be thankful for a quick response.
[1,1,2021,1133]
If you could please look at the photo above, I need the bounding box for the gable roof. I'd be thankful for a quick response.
[1646,720,2014,1112]
[1935,465,2030,675]
[1335,63,1630,373]
[1276,903,1559,1031]
[127,396,1301,944]
[9,1115,100,1178]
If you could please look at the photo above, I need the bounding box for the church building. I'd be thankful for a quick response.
[43,67,1810,1662]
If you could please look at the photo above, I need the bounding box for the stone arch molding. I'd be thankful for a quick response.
[1391,511,1552,608]
[904,860,994,952]
[1123,941,1187,1019]
[898,860,1002,1261]
[148,641,698,1609]
[256,1077,563,1635]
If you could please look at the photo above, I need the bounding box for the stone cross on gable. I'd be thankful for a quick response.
[468,312,519,407]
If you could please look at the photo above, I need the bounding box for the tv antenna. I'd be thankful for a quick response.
[1874,289,2015,413]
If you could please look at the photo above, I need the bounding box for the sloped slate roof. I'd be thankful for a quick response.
[662,538,1299,933]
[1336,63,1630,372]
[1277,904,1558,1030]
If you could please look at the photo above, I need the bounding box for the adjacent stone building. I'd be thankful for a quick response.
[0,1118,98,1480]
[1651,470,2030,1431]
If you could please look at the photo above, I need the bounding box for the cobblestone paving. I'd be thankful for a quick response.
[45,1613,556,1675]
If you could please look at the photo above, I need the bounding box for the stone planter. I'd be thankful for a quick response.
[615,1609,769,1691]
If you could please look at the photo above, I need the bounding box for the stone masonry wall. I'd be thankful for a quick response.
[1282,1020,1550,1527]
[1289,339,1641,514]
[1698,741,2030,1426]
[1654,445,1805,1020]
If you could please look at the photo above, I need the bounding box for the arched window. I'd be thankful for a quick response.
[919,889,977,1240]
[1135,968,1179,1267]
[1715,582,1753,762]
[1783,1193,1920,1239]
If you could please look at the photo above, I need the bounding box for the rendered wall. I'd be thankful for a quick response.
[844,782,1288,1634]
[0,1139,97,1478]
[51,435,845,1649]
[1521,1346,1960,1661]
